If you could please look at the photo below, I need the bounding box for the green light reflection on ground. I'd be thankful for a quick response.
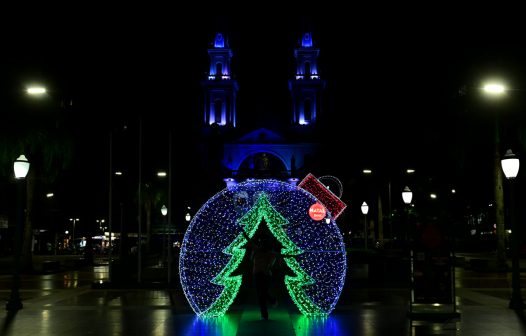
[188,314,238,336]
[293,315,342,336]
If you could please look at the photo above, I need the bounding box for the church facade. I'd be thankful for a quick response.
[200,32,327,187]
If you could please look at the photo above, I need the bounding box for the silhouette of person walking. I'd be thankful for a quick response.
[243,224,280,320]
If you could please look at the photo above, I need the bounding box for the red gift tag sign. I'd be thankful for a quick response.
[309,202,326,221]
[299,173,347,219]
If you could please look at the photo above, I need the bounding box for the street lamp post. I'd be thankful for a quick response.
[402,186,413,245]
[361,202,369,249]
[161,205,169,283]
[6,154,30,311]
[69,218,79,251]
[185,207,192,234]
[483,81,507,268]
[108,131,114,284]
[501,149,524,310]
[46,193,58,256]
[167,132,172,284]
[161,205,168,266]
[96,219,106,253]
[362,169,383,246]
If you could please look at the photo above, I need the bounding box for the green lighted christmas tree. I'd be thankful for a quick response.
[202,192,325,317]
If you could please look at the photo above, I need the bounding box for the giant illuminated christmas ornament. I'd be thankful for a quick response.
[179,178,347,317]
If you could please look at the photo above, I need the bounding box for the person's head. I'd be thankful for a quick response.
[258,235,274,251]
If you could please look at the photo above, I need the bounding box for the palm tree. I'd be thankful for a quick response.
[0,110,74,272]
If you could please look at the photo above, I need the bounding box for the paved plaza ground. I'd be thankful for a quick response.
[0,252,525,335]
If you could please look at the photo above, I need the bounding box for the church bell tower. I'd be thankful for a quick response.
[288,32,326,127]
[202,33,239,128]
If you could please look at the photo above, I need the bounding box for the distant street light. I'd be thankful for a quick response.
[96,219,105,232]
[6,154,30,311]
[501,149,524,310]
[361,202,369,249]
[483,82,506,95]
[26,86,47,95]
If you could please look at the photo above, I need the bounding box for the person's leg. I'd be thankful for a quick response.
[266,275,277,306]
[255,273,269,319]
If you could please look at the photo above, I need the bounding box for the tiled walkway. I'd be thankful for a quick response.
[0,255,526,335]
[1,282,526,335]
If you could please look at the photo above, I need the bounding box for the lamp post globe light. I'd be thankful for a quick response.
[501,149,524,310]
[361,201,369,249]
[502,149,520,179]
[6,155,30,311]
[402,186,413,205]
[13,155,30,178]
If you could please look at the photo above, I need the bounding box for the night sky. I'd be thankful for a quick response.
[2,6,526,223]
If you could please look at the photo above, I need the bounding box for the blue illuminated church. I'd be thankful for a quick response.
[200,32,327,189]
